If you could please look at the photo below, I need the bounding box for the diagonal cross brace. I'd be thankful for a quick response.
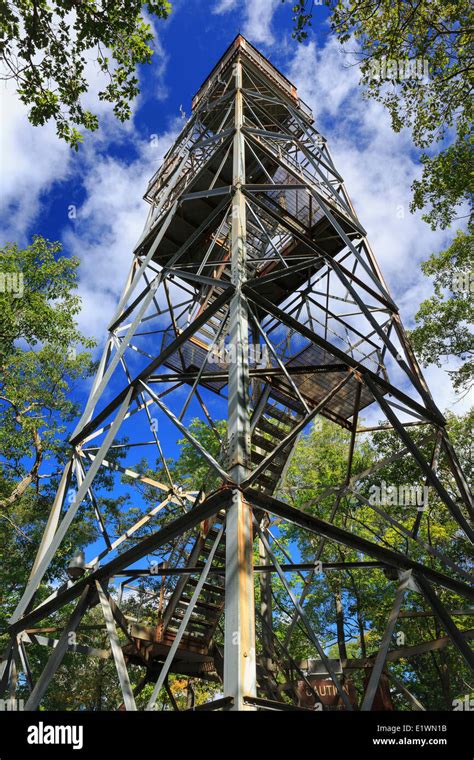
[361,570,412,711]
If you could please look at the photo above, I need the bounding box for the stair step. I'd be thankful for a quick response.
[166,626,207,639]
[251,460,283,479]
[265,404,296,425]
[256,473,280,490]
[257,417,290,439]
[171,611,215,628]
[187,579,225,595]
[251,450,286,469]
[178,597,223,612]
[199,326,221,342]
[200,545,225,560]
[252,433,278,453]
[270,389,306,414]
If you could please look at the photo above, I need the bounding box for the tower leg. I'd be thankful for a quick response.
[224,490,256,710]
[223,56,257,710]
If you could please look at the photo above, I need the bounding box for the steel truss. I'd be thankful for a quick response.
[2,35,472,712]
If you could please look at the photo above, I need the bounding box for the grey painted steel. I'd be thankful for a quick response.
[243,285,446,427]
[247,488,474,601]
[0,643,15,698]
[361,570,412,711]
[241,372,352,488]
[24,586,93,710]
[416,575,474,669]
[223,57,257,711]
[139,380,230,481]
[27,459,73,583]
[72,204,178,440]
[388,672,426,711]
[17,639,34,692]
[10,387,134,625]
[365,376,474,542]
[282,383,362,650]
[8,34,473,712]
[21,632,109,660]
[8,489,231,635]
[69,288,232,446]
[96,581,137,711]
[349,488,472,583]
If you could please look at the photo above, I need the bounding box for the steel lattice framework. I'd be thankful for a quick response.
[2,35,473,712]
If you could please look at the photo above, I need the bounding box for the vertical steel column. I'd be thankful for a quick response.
[224,56,257,711]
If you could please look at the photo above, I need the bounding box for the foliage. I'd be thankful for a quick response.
[141,417,227,498]
[275,413,473,709]
[0,236,96,510]
[1,228,470,707]
[170,417,226,493]
[0,0,171,148]
[408,228,474,395]
[0,236,125,634]
[5,404,472,708]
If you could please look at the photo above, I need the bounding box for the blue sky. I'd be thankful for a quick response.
[0,0,470,428]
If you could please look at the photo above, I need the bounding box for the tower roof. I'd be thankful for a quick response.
[191,34,313,122]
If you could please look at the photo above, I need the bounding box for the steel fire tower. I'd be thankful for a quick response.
[2,35,473,712]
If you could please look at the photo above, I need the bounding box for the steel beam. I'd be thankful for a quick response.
[69,288,233,447]
[415,575,474,669]
[8,489,231,635]
[27,459,73,583]
[10,387,135,625]
[146,525,225,709]
[361,570,412,710]
[223,57,257,711]
[245,489,474,600]
[9,36,473,714]
[24,586,93,710]
[96,581,137,711]
[365,376,474,542]
[256,523,353,710]
[243,286,445,427]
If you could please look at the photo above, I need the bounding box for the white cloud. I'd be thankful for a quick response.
[213,0,239,13]
[0,31,174,343]
[1,16,468,417]
[213,0,280,45]
[243,0,281,44]
[0,83,72,244]
[0,21,169,244]
[62,122,181,340]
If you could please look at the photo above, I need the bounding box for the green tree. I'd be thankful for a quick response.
[169,417,226,494]
[0,235,115,633]
[408,228,474,395]
[0,0,171,148]
[0,236,95,510]
[276,412,473,709]
[287,0,473,229]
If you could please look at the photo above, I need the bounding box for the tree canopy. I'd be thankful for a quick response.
[288,0,473,229]
[0,236,96,510]
[409,227,474,395]
[0,236,114,631]
[0,0,171,148]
